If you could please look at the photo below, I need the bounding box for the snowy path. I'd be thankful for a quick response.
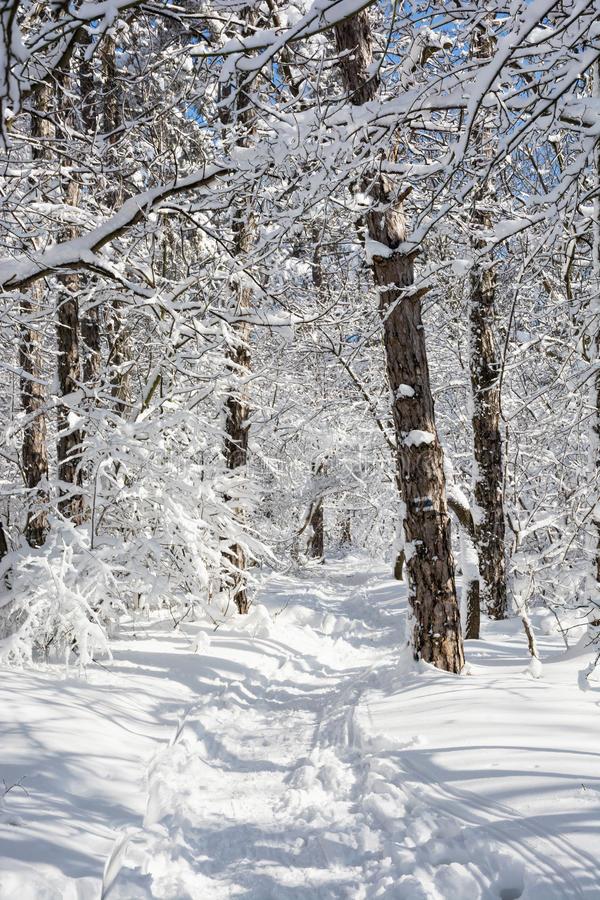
[1,556,599,898]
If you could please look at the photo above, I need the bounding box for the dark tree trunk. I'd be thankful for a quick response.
[56,273,84,523]
[465,579,481,640]
[20,282,49,547]
[55,61,85,523]
[394,550,405,581]
[101,36,129,415]
[223,209,254,614]
[307,458,326,561]
[56,183,84,522]
[589,60,600,633]
[79,51,102,392]
[335,10,464,672]
[219,11,261,614]
[81,304,101,388]
[307,238,326,562]
[469,24,507,621]
[308,499,324,559]
[0,521,8,559]
[20,82,51,547]
[340,515,352,548]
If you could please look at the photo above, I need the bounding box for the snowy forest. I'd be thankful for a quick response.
[0,0,599,897]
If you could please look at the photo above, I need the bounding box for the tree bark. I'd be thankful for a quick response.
[335,10,464,672]
[340,515,352,548]
[307,461,326,560]
[468,24,507,621]
[102,36,129,416]
[308,500,324,559]
[20,82,51,547]
[223,211,253,613]
[394,550,405,580]
[307,236,326,562]
[218,10,261,614]
[56,259,84,523]
[55,59,85,523]
[588,59,600,635]
[79,49,102,391]
[465,579,481,640]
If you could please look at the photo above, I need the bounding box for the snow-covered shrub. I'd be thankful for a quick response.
[0,521,117,665]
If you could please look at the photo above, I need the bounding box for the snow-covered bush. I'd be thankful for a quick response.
[0,522,117,665]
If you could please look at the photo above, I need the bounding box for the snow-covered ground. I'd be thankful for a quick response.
[0,556,599,899]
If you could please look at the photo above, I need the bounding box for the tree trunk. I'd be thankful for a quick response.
[394,550,405,580]
[219,11,260,614]
[55,60,85,523]
[102,36,129,415]
[335,10,464,672]
[307,458,326,561]
[340,515,352,548]
[588,59,600,635]
[55,179,84,523]
[465,580,481,640]
[468,23,507,621]
[79,51,102,392]
[307,238,326,562]
[460,530,481,640]
[307,498,324,560]
[81,304,101,388]
[222,206,254,614]
[56,264,84,523]
[20,82,51,547]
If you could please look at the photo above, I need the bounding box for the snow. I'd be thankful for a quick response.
[365,239,394,264]
[403,429,436,447]
[451,258,472,276]
[0,164,228,292]
[0,557,598,898]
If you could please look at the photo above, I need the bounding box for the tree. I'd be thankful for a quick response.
[467,22,507,627]
[334,10,464,672]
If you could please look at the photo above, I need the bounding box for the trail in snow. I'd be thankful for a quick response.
[0,556,599,899]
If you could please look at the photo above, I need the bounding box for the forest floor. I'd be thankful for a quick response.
[0,555,599,899]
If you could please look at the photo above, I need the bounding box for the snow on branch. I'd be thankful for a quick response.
[0,164,229,292]
[191,0,374,72]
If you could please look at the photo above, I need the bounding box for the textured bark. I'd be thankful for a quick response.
[56,281,84,522]
[102,36,129,415]
[55,60,85,523]
[307,460,326,560]
[219,21,259,614]
[56,186,84,522]
[340,516,352,547]
[20,82,50,547]
[20,279,50,548]
[308,498,324,559]
[79,50,102,392]
[81,304,101,387]
[468,24,507,621]
[465,576,481,640]
[589,60,600,629]
[335,10,464,672]
[394,551,405,581]
[307,239,326,562]
[0,522,7,562]
[223,210,254,614]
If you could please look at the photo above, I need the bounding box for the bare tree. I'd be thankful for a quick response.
[334,11,464,672]
[468,23,507,624]
[55,61,84,523]
[20,82,50,547]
